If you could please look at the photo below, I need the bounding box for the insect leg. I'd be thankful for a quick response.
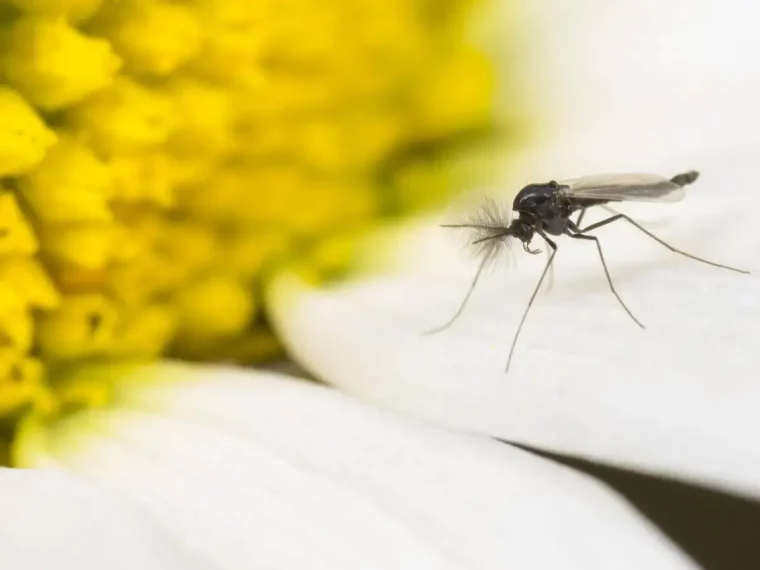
[506,231,557,373]
[577,215,750,274]
[575,208,587,228]
[544,247,555,293]
[423,255,489,335]
[566,230,645,329]
[541,207,590,296]
[550,207,586,295]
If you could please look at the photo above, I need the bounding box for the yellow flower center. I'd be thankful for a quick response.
[0,0,517,455]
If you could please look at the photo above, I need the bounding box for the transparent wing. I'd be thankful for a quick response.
[558,173,685,202]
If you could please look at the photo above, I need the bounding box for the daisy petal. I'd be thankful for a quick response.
[20,363,695,570]
[0,467,194,570]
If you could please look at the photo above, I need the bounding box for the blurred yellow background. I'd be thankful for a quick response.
[0,0,528,431]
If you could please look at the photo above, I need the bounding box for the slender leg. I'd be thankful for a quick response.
[577,214,750,274]
[538,208,587,295]
[424,255,489,335]
[544,247,555,293]
[506,231,557,373]
[546,206,588,294]
[575,208,587,228]
[566,231,644,329]
[425,225,512,335]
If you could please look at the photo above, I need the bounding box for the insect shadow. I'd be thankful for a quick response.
[424,170,750,373]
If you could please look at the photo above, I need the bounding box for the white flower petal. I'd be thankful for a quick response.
[269,0,760,499]
[21,364,695,570]
[0,467,195,570]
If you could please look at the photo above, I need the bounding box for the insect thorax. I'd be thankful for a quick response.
[512,182,559,212]
[513,182,569,236]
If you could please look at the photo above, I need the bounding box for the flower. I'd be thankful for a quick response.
[0,0,501,437]
[2,0,758,568]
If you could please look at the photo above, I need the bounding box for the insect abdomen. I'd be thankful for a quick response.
[670,170,699,187]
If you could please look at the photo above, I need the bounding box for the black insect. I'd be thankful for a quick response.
[426,170,750,373]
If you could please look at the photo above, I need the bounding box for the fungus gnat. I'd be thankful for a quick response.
[426,170,750,373]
